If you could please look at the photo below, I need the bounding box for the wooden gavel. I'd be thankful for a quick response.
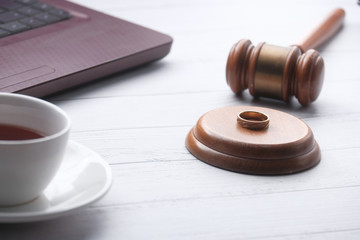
[226,8,345,106]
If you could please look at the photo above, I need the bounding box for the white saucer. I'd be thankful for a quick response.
[0,141,112,223]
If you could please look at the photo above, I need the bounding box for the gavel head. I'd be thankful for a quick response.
[226,39,324,106]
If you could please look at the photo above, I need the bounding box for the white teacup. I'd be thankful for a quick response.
[0,93,71,206]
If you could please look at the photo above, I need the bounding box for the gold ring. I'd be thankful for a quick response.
[237,111,270,130]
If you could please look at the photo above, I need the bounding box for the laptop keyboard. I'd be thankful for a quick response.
[0,0,71,38]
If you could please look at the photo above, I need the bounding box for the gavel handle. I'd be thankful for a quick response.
[295,8,345,52]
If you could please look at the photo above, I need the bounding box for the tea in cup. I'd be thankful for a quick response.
[0,93,71,206]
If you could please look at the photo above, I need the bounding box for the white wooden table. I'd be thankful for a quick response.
[1,0,360,239]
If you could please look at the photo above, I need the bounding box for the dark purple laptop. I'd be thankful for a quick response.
[0,0,173,97]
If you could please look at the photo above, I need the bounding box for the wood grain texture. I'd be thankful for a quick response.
[295,8,346,52]
[186,106,320,174]
[225,38,326,105]
[1,0,360,239]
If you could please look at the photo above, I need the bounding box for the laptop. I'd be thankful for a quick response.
[0,0,173,97]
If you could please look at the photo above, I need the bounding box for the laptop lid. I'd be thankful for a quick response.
[0,0,173,97]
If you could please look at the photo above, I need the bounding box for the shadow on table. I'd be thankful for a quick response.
[47,61,171,100]
[0,209,106,239]
[233,93,321,118]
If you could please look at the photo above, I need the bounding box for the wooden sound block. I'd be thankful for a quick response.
[185,106,321,175]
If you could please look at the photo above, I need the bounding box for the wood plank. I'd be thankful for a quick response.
[84,147,360,206]
[49,77,360,133]
[1,186,359,239]
[69,111,360,165]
